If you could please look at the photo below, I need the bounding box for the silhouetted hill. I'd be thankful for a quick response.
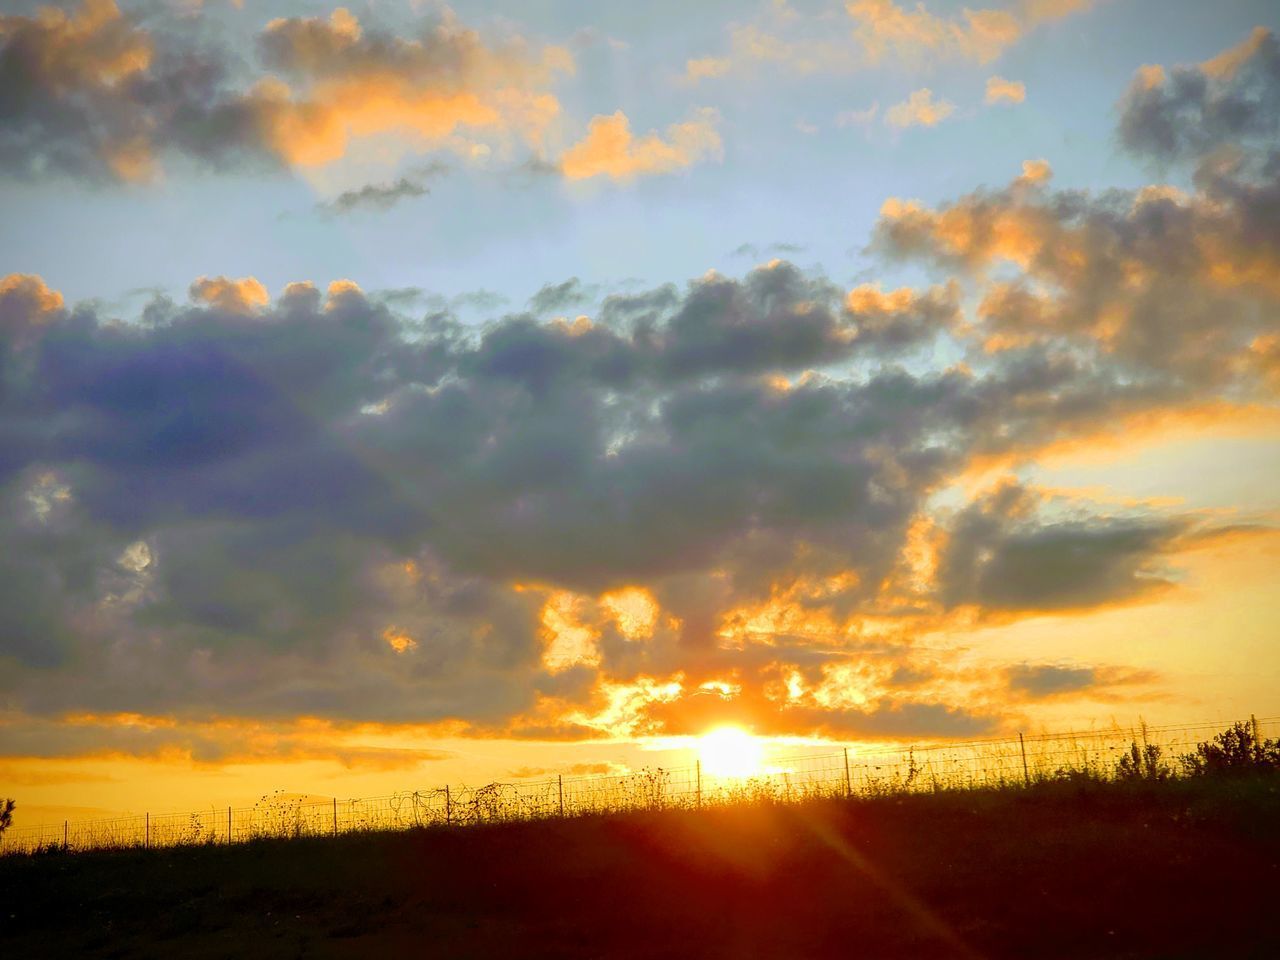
[3,775,1278,958]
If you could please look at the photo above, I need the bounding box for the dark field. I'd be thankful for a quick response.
[3,777,1278,959]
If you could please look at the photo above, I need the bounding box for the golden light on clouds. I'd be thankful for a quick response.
[599,586,659,641]
[885,88,956,128]
[560,109,723,181]
[541,591,601,672]
[382,627,417,654]
[188,275,270,313]
[986,75,1027,104]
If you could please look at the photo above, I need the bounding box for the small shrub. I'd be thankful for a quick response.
[1116,741,1170,783]
[1181,721,1280,777]
[0,798,14,836]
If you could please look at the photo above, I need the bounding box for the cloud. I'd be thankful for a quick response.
[1005,663,1159,700]
[1015,157,1052,184]
[836,103,879,127]
[848,0,1094,66]
[1118,27,1280,163]
[683,56,730,83]
[1200,25,1273,81]
[188,275,270,313]
[240,8,572,169]
[686,0,1095,85]
[0,251,1239,740]
[529,277,594,315]
[0,2,573,182]
[1,273,64,345]
[872,141,1280,392]
[318,176,431,215]
[885,88,955,128]
[986,75,1026,104]
[0,711,456,769]
[560,109,722,181]
[685,0,1094,84]
[0,0,157,180]
[936,483,1199,613]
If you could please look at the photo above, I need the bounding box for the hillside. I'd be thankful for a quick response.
[3,776,1278,959]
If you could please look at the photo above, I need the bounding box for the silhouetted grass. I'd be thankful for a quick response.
[2,767,1278,959]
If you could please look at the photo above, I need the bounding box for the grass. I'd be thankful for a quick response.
[2,772,1278,959]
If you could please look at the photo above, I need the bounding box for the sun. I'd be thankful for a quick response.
[697,726,765,779]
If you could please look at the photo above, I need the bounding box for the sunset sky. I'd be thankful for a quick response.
[2,0,1278,827]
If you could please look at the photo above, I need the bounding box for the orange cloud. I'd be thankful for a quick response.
[188,275,269,313]
[541,590,602,672]
[985,75,1026,104]
[1,273,64,320]
[1200,25,1271,79]
[849,0,1019,64]
[382,626,418,654]
[247,8,572,169]
[560,109,723,181]
[848,0,1091,66]
[885,89,955,128]
[1016,158,1052,184]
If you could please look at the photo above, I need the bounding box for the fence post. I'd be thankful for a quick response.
[145,812,149,849]
[333,798,338,837]
[558,775,564,818]
[63,820,68,850]
[696,759,702,808]
[1252,714,1261,750]
[1019,732,1030,786]
[227,806,232,844]
[444,785,451,826]
[843,747,852,798]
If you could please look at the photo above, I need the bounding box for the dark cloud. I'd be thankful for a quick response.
[1118,27,1280,163]
[937,483,1193,613]
[319,176,430,216]
[317,160,449,215]
[1005,663,1160,701]
[529,277,594,315]
[0,261,1244,735]
[1007,664,1097,697]
[0,263,1060,719]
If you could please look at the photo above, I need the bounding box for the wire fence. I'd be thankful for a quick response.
[2,715,1275,856]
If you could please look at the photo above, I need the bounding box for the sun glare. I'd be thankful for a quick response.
[697,726,765,779]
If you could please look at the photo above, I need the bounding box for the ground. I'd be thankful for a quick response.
[2,778,1278,958]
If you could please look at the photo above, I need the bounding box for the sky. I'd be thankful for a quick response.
[1,0,1279,827]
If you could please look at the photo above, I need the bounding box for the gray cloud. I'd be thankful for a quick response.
[319,175,431,216]
[937,483,1194,613]
[1005,663,1160,701]
[529,277,594,315]
[0,258,1240,736]
[1118,27,1280,164]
